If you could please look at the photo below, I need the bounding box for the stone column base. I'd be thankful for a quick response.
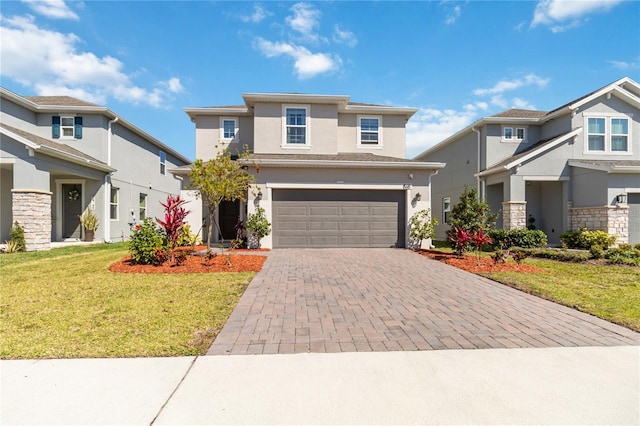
[11,189,52,251]
[502,201,527,230]
[569,205,629,245]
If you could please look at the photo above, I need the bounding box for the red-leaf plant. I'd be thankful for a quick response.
[156,195,190,262]
[470,229,493,266]
[450,227,472,256]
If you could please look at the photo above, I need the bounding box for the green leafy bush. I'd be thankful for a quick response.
[560,228,616,250]
[522,248,591,263]
[246,206,271,240]
[589,244,605,259]
[176,224,201,247]
[409,209,438,247]
[8,221,26,252]
[488,229,547,249]
[128,218,166,265]
[605,244,640,266]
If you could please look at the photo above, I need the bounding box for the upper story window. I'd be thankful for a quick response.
[358,116,382,147]
[52,116,83,139]
[502,126,526,142]
[159,150,166,175]
[283,106,309,147]
[221,118,238,141]
[586,116,631,153]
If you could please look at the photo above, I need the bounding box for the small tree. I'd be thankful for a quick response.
[188,150,255,249]
[409,209,438,248]
[446,186,499,252]
[7,221,26,252]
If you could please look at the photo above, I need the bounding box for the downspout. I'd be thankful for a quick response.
[472,126,482,198]
[104,116,118,242]
[427,169,439,248]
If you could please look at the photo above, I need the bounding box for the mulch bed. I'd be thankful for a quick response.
[414,249,545,274]
[109,246,267,274]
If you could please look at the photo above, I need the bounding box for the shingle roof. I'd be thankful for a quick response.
[481,134,564,173]
[24,96,101,108]
[248,152,422,162]
[569,160,640,169]
[0,122,110,169]
[491,109,548,119]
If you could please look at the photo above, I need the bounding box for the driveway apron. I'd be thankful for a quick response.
[208,249,639,355]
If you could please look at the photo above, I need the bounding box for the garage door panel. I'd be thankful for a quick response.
[272,190,405,248]
[309,221,339,231]
[277,221,308,231]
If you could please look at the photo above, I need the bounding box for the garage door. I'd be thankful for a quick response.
[628,193,640,245]
[272,189,405,248]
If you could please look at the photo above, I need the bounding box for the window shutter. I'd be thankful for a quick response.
[74,117,83,139]
[52,116,61,139]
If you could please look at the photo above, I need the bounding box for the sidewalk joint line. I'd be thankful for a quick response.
[149,356,198,425]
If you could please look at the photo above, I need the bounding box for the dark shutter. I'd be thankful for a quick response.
[52,116,60,139]
[74,117,83,139]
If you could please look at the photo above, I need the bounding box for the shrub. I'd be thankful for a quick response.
[560,228,616,250]
[605,245,640,266]
[129,218,166,265]
[635,244,640,251]
[8,221,26,252]
[409,209,438,247]
[156,195,190,260]
[445,187,499,252]
[522,248,591,263]
[488,229,547,249]
[246,206,271,240]
[589,244,605,259]
[176,224,201,247]
[450,227,472,256]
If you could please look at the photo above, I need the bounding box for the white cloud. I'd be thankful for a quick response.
[255,38,339,79]
[473,74,549,96]
[608,59,640,70]
[240,3,271,24]
[332,24,357,47]
[0,14,182,108]
[286,2,323,43]
[406,103,488,158]
[21,0,79,20]
[512,97,536,109]
[445,5,461,25]
[531,0,623,32]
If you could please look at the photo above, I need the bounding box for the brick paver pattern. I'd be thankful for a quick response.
[208,249,640,355]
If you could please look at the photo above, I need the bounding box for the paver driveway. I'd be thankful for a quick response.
[208,249,639,355]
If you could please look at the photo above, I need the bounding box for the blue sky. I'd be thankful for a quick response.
[1,0,639,159]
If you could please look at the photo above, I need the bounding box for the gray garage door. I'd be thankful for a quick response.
[272,189,405,248]
[629,193,640,245]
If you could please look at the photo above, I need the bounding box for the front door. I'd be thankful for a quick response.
[62,183,82,239]
[219,199,240,240]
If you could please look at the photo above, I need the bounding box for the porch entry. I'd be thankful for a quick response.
[219,199,240,240]
[62,183,82,239]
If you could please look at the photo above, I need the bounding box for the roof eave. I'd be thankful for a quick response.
[241,158,446,170]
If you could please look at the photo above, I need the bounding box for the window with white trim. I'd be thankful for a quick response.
[358,116,381,146]
[503,127,513,140]
[443,197,451,223]
[159,150,166,175]
[139,193,147,220]
[52,116,83,139]
[110,187,119,220]
[516,128,526,140]
[220,118,238,141]
[283,106,308,146]
[586,116,631,153]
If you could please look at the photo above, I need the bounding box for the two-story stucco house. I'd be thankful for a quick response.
[177,93,445,249]
[415,77,640,246]
[0,87,191,250]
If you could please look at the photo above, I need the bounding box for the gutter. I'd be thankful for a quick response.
[241,158,446,170]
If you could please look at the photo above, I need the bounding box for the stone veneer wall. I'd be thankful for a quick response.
[569,205,629,245]
[12,190,52,251]
[502,201,527,230]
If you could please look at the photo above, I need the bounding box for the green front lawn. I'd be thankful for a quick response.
[0,243,253,359]
[483,258,640,332]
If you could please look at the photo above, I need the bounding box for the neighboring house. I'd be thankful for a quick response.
[175,93,445,249]
[0,87,191,251]
[414,77,640,246]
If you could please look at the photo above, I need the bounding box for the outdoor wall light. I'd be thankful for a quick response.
[257,190,263,200]
[616,193,627,204]
[414,192,421,201]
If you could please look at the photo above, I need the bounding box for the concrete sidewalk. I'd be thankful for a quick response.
[2,346,639,425]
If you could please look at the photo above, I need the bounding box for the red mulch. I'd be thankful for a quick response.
[414,249,545,274]
[108,246,267,274]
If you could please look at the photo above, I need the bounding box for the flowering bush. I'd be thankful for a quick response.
[129,218,166,265]
[156,195,190,261]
